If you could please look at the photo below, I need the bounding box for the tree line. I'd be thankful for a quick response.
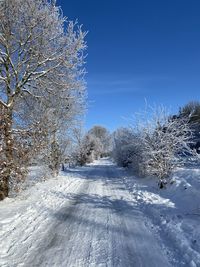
[0,0,86,199]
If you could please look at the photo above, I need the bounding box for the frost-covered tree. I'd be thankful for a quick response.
[113,106,194,188]
[178,101,200,152]
[88,125,111,156]
[137,107,194,186]
[179,101,200,123]
[75,133,103,166]
[73,126,112,166]
[142,117,192,183]
[0,104,6,199]
[112,128,138,167]
[0,0,86,198]
[112,127,145,176]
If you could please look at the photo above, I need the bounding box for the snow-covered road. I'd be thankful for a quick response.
[1,159,174,266]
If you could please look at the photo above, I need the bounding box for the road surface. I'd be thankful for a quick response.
[0,159,173,267]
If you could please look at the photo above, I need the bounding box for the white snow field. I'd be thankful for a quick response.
[0,158,200,267]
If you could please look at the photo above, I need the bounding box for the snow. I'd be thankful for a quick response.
[123,166,200,266]
[0,158,200,266]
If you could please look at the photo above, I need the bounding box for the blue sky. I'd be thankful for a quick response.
[57,0,200,131]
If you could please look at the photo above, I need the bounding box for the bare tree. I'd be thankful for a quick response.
[113,106,194,188]
[136,107,194,186]
[112,128,139,168]
[0,0,86,198]
[74,130,104,166]
[88,125,111,157]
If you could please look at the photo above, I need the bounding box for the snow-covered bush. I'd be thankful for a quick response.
[72,126,111,166]
[75,133,103,166]
[113,106,194,187]
[140,111,193,186]
[112,128,137,167]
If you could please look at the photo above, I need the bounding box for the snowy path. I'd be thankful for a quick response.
[0,159,173,267]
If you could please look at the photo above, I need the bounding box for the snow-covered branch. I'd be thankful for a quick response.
[0,0,87,199]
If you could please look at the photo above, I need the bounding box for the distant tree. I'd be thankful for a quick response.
[112,128,140,168]
[76,133,103,166]
[88,125,111,156]
[73,125,111,166]
[179,101,200,152]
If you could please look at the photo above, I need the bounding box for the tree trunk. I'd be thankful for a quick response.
[61,163,65,171]
[48,132,61,177]
[0,108,13,199]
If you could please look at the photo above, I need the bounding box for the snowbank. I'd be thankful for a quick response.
[0,168,86,267]
[123,167,200,266]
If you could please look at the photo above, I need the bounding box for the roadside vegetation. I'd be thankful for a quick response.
[113,102,200,188]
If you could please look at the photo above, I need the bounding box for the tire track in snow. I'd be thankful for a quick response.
[1,159,173,267]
